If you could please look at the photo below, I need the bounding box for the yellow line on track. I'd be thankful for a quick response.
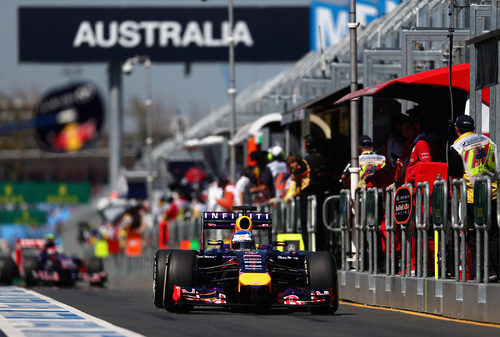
[339,301,500,328]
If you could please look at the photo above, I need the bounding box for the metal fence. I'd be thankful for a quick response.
[102,218,201,285]
[326,178,499,284]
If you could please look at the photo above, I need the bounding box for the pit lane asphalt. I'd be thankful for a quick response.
[34,284,499,337]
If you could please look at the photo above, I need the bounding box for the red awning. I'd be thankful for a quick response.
[334,63,490,105]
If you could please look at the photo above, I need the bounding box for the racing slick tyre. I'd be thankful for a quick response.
[59,270,75,287]
[163,249,197,313]
[0,256,16,284]
[306,251,339,314]
[88,257,104,274]
[87,257,106,286]
[24,256,38,287]
[153,249,171,308]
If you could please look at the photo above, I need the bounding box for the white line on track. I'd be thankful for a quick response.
[0,286,145,337]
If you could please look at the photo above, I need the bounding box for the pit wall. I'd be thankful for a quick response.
[339,271,500,324]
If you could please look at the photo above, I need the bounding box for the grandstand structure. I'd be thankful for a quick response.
[151,0,495,177]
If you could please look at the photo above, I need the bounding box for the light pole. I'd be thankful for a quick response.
[228,0,236,184]
[202,0,236,182]
[122,55,154,218]
[348,0,360,198]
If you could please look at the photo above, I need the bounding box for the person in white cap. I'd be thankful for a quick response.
[266,145,288,198]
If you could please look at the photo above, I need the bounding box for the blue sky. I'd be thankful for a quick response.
[0,0,314,127]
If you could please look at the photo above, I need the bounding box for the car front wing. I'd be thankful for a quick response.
[172,286,334,308]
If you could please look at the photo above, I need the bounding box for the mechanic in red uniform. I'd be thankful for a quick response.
[363,115,404,189]
[393,117,418,186]
[404,113,433,186]
[163,197,179,221]
[403,110,435,275]
[217,174,240,211]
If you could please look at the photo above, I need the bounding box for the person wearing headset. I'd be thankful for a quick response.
[293,135,328,251]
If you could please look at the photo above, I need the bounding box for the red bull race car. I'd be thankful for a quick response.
[13,238,107,287]
[153,206,339,314]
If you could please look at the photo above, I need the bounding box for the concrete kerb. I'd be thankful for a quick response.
[339,270,500,324]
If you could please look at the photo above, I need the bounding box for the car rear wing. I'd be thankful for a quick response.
[15,238,46,249]
[202,212,272,230]
[14,238,46,266]
[200,211,273,252]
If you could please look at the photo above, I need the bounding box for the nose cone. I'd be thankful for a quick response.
[238,273,272,304]
[238,272,271,289]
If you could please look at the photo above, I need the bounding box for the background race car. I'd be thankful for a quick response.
[0,237,107,287]
[153,206,339,313]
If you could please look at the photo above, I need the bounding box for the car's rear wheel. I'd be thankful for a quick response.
[24,257,38,287]
[153,249,171,308]
[306,251,339,314]
[164,250,197,313]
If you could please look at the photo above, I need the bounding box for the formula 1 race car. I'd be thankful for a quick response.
[14,238,107,287]
[153,206,339,314]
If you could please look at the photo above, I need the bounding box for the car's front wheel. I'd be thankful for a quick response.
[153,249,171,308]
[0,256,16,284]
[163,250,197,313]
[24,257,38,287]
[306,251,339,314]
[87,257,106,286]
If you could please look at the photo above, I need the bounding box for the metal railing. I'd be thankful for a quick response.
[285,197,298,233]
[353,189,366,272]
[366,187,381,274]
[322,194,345,269]
[307,195,317,252]
[317,177,497,284]
[415,181,430,278]
[474,176,492,283]
[432,179,448,279]
[384,185,397,275]
[451,179,468,282]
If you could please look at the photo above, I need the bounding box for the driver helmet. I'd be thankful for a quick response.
[47,246,58,255]
[44,233,55,247]
[231,230,256,250]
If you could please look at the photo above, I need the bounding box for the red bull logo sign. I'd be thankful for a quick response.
[393,186,412,225]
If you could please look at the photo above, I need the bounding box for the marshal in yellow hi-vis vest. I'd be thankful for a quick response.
[94,239,109,258]
[452,132,499,202]
[357,151,386,189]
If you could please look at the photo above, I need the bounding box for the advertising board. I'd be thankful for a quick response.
[310,0,400,51]
[393,186,412,225]
[35,82,104,152]
[0,182,90,204]
[19,7,309,63]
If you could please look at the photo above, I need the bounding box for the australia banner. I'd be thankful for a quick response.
[18,7,309,63]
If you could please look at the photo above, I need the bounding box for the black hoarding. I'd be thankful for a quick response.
[18,7,309,63]
[35,82,104,152]
[393,186,412,225]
